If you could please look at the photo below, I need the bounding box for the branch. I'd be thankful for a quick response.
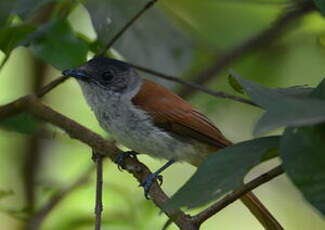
[192,165,284,225]
[93,153,104,230]
[36,76,69,98]
[0,96,196,230]
[178,1,315,98]
[27,166,95,230]
[23,57,49,211]
[98,0,159,56]
[130,63,257,106]
[1,94,284,229]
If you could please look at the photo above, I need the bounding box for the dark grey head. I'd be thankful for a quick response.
[63,57,141,95]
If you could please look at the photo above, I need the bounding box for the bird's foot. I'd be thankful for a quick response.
[114,151,137,170]
[140,172,163,199]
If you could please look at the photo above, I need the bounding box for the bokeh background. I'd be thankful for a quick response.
[0,0,325,229]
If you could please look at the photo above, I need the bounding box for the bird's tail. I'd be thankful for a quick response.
[240,191,283,230]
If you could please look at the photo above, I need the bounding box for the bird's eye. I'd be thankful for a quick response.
[102,71,114,81]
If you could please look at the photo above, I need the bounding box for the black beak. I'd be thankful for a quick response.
[62,68,89,79]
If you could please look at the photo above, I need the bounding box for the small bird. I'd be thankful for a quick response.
[63,57,281,229]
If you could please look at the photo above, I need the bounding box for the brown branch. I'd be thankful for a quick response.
[1,94,284,230]
[178,1,315,98]
[0,96,195,230]
[93,153,104,230]
[23,57,48,211]
[98,0,159,56]
[192,165,284,226]
[36,76,69,98]
[130,63,257,106]
[26,166,95,230]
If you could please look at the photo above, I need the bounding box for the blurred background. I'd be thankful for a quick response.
[0,0,325,229]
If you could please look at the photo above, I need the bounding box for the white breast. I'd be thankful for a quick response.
[78,80,206,163]
[97,98,201,162]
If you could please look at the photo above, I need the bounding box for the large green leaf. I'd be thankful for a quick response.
[0,24,36,54]
[235,76,325,136]
[84,0,192,77]
[280,125,325,215]
[166,136,280,209]
[0,112,39,134]
[30,19,88,70]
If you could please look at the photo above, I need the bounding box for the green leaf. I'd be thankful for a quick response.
[280,124,325,215]
[273,86,314,98]
[0,24,36,54]
[165,136,280,210]
[235,76,325,136]
[30,19,88,70]
[228,74,244,94]
[84,0,192,77]
[313,0,325,15]
[0,112,39,134]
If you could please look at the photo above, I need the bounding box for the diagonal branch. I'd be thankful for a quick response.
[0,96,196,230]
[36,76,69,98]
[0,92,286,229]
[98,0,159,56]
[178,1,315,98]
[192,165,284,226]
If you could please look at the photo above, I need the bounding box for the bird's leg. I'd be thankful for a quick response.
[114,151,138,170]
[140,159,175,199]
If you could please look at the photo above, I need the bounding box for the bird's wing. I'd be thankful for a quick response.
[132,79,232,148]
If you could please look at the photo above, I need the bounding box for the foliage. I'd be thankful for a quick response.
[166,136,280,209]
[0,0,325,230]
[167,76,325,216]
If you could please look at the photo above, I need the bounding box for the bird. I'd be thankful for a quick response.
[63,56,282,229]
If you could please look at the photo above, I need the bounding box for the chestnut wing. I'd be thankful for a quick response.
[132,80,231,148]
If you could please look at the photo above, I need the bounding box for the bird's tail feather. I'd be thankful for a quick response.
[240,191,283,230]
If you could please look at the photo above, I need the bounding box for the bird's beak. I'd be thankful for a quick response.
[62,68,90,80]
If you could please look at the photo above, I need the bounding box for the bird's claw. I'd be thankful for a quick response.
[140,173,163,199]
[114,151,137,171]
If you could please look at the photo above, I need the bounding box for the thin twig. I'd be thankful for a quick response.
[23,57,48,212]
[98,0,159,56]
[36,76,69,97]
[27,166,95,230]
[178,1,315,98]
[93,152,104,230]
[192,165,284,225]
[130,63,257,106]
[38,65,256,107]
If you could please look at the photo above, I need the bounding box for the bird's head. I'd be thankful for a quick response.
[63,57,141,99]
